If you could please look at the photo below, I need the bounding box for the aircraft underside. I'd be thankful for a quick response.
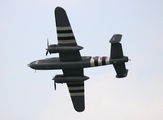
[28,7,129,112]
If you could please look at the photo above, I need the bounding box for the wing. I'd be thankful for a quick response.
[63,69,85,112]
[55,7,82,61]
[67,81,85,112]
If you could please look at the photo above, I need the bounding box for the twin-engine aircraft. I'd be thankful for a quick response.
[28,7,129,112]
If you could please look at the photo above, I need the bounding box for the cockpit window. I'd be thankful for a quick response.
[31,61,36,65]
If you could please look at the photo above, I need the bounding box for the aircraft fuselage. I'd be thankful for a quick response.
[29,56,128,70]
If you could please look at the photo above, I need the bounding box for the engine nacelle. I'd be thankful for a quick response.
[47,44,83,54]
[52,74,89,83]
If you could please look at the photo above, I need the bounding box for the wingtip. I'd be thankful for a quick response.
[71,96,85,112]
[55,6,65,12]
[75,108,85,112]
[54,6,70,27]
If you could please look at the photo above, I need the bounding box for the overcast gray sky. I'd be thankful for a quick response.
[0,0,163,120]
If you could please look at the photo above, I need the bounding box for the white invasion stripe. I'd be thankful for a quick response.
[57,33,74,37]
[106,57,110,65]
[58,40,76,44]
[68,86,84,90]
[70,93,84,96]
[57,26,71,30]
[90,57,95,67]
[98,57,102,66]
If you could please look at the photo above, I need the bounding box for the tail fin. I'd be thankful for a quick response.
[110,34,128,78]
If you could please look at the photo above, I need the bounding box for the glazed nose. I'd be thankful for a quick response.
[28,62,35,69]
[28,62,32,68]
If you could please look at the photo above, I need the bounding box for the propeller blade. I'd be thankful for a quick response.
[46,50,49,56]
[47,38,49,47]
[46,38,49,56]
[54,80,56,90]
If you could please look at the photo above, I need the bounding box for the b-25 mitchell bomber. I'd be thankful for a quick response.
[28,7,129,112]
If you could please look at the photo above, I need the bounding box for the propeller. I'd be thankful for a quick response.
[46,38,49,56]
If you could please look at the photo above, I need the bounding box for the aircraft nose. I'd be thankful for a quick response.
[28,62,32,68]
[28,61,36,69]
[27,63,30,67]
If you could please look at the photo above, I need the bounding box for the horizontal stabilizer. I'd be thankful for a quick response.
[110,34,128,78]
